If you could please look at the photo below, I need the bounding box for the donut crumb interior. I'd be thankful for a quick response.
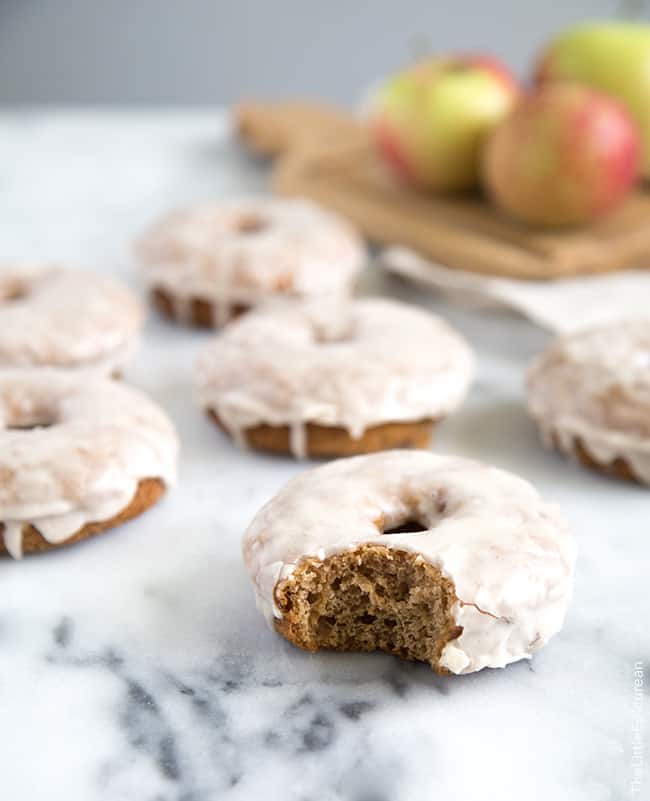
[274,544,461,673]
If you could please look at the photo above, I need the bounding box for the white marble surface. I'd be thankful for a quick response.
[1,111,648,801]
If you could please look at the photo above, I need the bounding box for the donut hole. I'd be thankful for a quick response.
[7,419,55,431]
[0,282,28,303]
[383,519,428,535]
[274,544,461,671]
[5,408,58,431]
[379,491,449,535]
[235,213,268,235]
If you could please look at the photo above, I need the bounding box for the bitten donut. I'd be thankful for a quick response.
[527,318,650,484]
[196,298,474,458]
[0,370,178,558]
[0,266,143,374]
[137,197,365,327]
[243,450,575,675]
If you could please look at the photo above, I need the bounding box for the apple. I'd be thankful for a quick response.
[370,54,519,192]
[482,83,640,226]
[536,22,650,177]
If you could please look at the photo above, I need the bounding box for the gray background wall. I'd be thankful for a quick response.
[0,0,645,106]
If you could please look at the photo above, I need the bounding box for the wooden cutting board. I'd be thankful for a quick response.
[236,100,650,280]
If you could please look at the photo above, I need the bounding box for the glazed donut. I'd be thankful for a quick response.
[136,197,365,327]
[243,450,576,675]
[527,318,650,484]
[196,297,474,458]
[0,266,143,374]
[0,370,178,558]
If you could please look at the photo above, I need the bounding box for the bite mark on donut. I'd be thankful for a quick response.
[273,544,463,673]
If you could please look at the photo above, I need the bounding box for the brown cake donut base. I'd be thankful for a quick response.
[151,288,249,329]
[273,544,462,674]
[549,432,639,484]
[0,477,165,557]
[208,411,436,457]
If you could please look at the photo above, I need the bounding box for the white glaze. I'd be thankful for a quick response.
[527,318,650,484]
[195,297,474,457]
[0,370,179,558]
[243,450,575,675]
[0,265,144,373]
[136,197,365,326]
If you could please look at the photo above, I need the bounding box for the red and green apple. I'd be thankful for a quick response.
[370,54,519,192]
[536,22,650,177]
[482,83,640,226]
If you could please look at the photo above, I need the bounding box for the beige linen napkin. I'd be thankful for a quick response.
[382,246,650,333]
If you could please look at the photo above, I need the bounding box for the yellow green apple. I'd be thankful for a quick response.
[482,83,640,226]
[536,22,650,176]
[370,54,519,192]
